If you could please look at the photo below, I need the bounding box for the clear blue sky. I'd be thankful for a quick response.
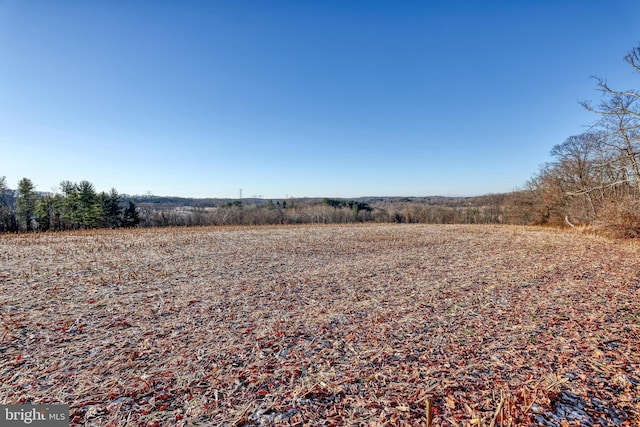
[1,1,639,199]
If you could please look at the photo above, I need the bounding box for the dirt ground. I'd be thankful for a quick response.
[1,224,639,426]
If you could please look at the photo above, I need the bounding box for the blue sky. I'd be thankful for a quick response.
[1,1,639,199]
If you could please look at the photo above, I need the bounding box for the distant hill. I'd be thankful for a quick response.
[127,194,505,209]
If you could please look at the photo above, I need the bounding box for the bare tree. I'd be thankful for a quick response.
[549,132,609,220]
[582,44,640,188]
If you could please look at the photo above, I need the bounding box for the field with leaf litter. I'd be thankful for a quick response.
[1,224,639,426]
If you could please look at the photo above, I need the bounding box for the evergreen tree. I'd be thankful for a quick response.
[77,180,101,228]
[100,188,122,228]
[16,178,36,231]
[121,200,140,227]
[34,196,54,231]
[50,194,65,231]
[60,181,80,229]
[0,176,16,232]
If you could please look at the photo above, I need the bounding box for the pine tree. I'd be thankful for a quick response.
[34,196,54,231]
[121,201,140,227]
[100,188,122,228]
[60,181,80,229]
[0,176,16,232]
[16,178,36,231]
[77,180,101,228]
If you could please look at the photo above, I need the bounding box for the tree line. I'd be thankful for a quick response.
[0,175,607,232]
[133,195,514,228]
[520,43,640,236]
[0,177,140,232]
[0,177,518,232]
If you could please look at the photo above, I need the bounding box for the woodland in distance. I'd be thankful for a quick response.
[2,44,639,237]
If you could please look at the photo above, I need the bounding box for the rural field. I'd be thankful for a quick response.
[1,224,639,426]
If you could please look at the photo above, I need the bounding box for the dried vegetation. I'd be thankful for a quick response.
[1,224,639,426]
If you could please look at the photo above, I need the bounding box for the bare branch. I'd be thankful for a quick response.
[565,180,629,196]
[624,44,640,73]
[564,215,576,228]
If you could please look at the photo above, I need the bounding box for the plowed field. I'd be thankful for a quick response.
[1,224,639,426]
